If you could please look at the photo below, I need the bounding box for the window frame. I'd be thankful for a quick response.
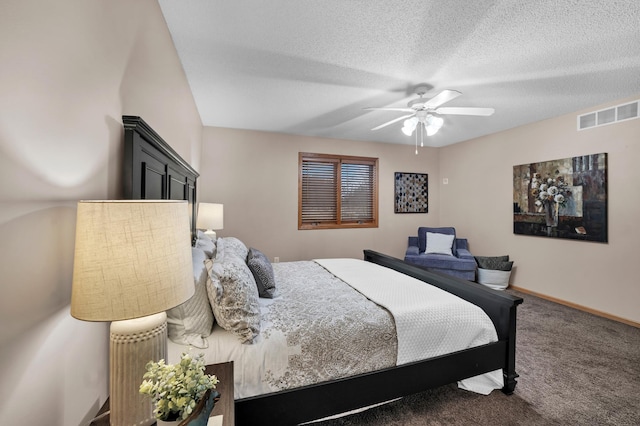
[298,152,379,230]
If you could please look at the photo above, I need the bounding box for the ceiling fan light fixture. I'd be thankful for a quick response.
[429,114,444,128]
[424,114,444,136]
[402,117,418,136]
[365,87,493,146]
[425,125,439,136]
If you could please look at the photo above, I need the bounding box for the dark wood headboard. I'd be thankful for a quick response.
[122,115,199,243]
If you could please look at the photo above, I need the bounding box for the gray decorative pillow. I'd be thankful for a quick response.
[474,255,512,271]
[166,247,214,348]
[247,248,277,298]
[205,254,260,344]
[220,237,249,260]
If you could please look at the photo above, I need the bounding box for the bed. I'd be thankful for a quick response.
[122,115,523,425]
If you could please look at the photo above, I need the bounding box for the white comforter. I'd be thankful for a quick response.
[315,258,503,394]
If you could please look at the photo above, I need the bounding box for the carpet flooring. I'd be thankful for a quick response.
[315,290,640,425]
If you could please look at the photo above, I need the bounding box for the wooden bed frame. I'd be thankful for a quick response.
[122,115,199,243]
[122,115,523,426]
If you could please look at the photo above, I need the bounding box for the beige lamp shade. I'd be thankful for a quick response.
[71,200,195,322]
[196,203,224,230]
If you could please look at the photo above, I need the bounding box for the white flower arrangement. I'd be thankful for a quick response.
[530,172,570,213]
[139,353,219,421]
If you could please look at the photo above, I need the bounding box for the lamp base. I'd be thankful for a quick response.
[203,229,217,241]
[110,312,168,426]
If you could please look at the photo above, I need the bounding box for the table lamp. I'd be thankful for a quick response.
[196,203,224,240]
[71,200,195,426]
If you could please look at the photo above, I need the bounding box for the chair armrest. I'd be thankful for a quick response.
[457,248,474,260]
[455,238,469,251]
[408,236,419,247]
[405,245,420,256]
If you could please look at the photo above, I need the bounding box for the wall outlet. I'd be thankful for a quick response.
[443,178,449,184]
[274,257,280,263]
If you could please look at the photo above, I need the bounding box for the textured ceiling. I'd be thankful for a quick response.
[158,0,640,147]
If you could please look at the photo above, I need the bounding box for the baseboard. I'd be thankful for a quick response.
[509,285,640,329]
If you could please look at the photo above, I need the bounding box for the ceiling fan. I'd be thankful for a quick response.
[365,85,495,137]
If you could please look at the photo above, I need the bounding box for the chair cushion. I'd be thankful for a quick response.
[418,227,457,256]
[405,253,476,271]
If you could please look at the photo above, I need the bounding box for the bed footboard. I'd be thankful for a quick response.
[236,341,507,425]
[363,249,523,395]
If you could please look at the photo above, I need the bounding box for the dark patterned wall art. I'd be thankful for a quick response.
[513,153,607,242]
[395,172,428,213]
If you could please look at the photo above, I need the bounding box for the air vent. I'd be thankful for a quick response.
[578,100,639,130]
[617,101,638,120]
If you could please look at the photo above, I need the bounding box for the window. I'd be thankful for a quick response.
[299,152,378,229]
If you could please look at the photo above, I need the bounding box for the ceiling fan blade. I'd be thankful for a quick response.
[364,107,414,112]
[371,113,415,131]
[435,107,495,116]
[424,89,462,108]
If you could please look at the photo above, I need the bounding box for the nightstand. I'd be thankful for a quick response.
[206,361,234,425]
[90,361,234,426]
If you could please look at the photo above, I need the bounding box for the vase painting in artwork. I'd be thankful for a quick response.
[543,199,559,227]
[512,153,608,242]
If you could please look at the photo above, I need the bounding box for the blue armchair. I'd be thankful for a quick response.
[404,227,476,281]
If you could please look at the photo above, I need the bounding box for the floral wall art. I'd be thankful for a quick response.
[513,153,608,242]
[395,172,428,213]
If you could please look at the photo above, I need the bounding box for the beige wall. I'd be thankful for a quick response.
[1,2,638,425]
[199,127,440,261]
[200,95,640,325]
[0,1,202,425]
[439,94,640,324]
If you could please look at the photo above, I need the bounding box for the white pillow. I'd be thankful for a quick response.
[197,230,212,241]
[166,247,215,348]
[477,268,511,290]
[424,232,455,256]
[195,236,216,259]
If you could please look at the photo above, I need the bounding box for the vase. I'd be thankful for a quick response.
[180,389,220,426]
[544,200,558,227]
[156,389,221,426]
